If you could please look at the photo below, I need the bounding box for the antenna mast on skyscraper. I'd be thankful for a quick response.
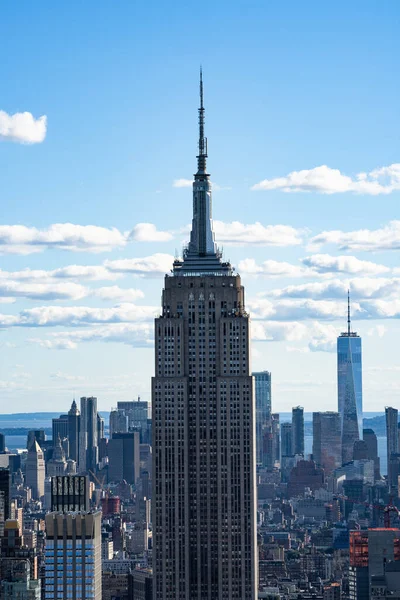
[197,66,207,174]
[347,289,351,335]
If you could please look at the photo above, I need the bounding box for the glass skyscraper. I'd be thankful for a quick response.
[253,371,271,466]
[292,406,305,456]
[45,511,102,600]
[312,411,342,475]
[337,293,362,465]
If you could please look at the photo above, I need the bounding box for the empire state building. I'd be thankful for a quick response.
[152,72,257,600]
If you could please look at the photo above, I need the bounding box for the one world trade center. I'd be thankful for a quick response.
[337,292,363,465]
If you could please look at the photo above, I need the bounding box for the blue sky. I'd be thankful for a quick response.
[1,0,400,412]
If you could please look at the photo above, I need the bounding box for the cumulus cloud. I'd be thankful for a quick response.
[0,220,305,254]
[173,179,230,190]
[310,220,400,252]
[238,258,318,278]
[301,254,389,275]
[213,221,304,246]
[0,110,47,143]
[50,265,120,281]
[30,338,78,350]
[173,179,193,188]
[31,323,153,350]
[94,286,144,302]
[0,223,174,255]
[238,254,389,278]
[129,223,173,242]
[104,253,174,276]
[248,297,359,322]
[308,322,338,352]
[0,303,157,328]
[0,280,87,301]
[0,224,127,255]
[251,320,337,353]
[0,255,172,285]
[264,278,400,300]
[252,163,400,195]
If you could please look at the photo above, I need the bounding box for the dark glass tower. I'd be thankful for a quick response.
[253,370,271,466]
[0,468,11,523]
[67,399,80,463]
[79,396,98,473]
[337,292,363,465]
[292,406,304,456]
[152,72,257,600]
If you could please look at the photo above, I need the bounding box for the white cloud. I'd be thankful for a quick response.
[310,220,400,252]
[31,323,153,349]
[30,338,78,350]
[173,179,230,191]
[301,254,389,275]
[308,322,338,352]
[0,303,157,328]
[252,163,400,195]
[213,221,304,246]
[173,179,193,188]
[248,297,359,322]
[51,265,120,281]
[238,258,317,278]
[0,223,127,254]
[104,253,174,276]
[129,223,173,242]
[251,320,336,353]
[0,223,174,255]
[0,110,47,143]
[94,286,144,302]
[238,254,390,278]
[0,280,87,301]
[264,278,400,300]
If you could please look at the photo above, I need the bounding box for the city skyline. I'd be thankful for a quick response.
[2,2,400,412]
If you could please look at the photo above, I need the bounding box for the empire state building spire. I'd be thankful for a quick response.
[173,70,232,275]
[196,67,208,176]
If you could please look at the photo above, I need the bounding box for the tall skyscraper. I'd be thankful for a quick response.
[109,408,128,437]
[68,400,80,463]
[253,371,271,467]
[281,422,293,457]
[0,468,11,522]
[312,412,341,475]
[386,407,398,460]
[45,511,102,600]
[52,415,68,443]
[118,399,149,430]
[25,441,45,500]
[292,406,304,456]
[108,431,140,484]
[152,72,257,600]
[79,396,98,473]
[363,428,380,480]
[338,292,363,465]
[385,407,399,491]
